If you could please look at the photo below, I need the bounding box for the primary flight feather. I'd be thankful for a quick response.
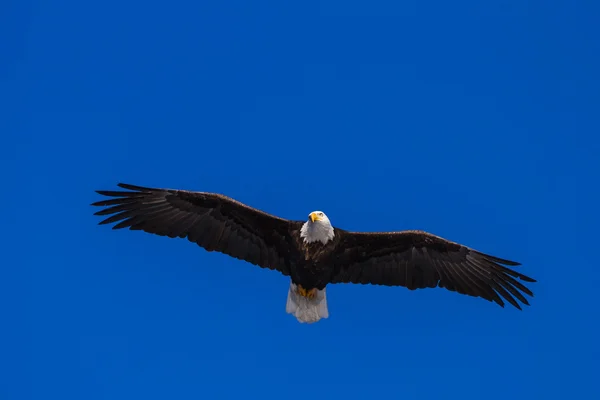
[92,183,536,323]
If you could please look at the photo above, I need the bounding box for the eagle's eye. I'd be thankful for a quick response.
[318,212,324,216]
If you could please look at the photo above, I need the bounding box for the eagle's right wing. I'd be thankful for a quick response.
[92,183,303,276]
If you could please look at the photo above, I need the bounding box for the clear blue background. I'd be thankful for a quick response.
[3,1,599,399]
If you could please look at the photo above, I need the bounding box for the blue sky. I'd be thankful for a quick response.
[3,0,599,399]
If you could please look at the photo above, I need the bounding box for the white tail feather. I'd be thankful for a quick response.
[285,282,329,323]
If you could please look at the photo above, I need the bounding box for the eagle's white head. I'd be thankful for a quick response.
[300,211,335,244]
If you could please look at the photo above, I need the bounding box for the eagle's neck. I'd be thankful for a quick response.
[300,221,335,245]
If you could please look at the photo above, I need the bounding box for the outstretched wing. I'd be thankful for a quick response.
[92,183,303,276]
[330,230,536,309]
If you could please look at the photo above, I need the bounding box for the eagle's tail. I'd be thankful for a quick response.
[285,282,329,324]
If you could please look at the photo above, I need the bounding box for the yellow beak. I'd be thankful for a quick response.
[309,212,319,222]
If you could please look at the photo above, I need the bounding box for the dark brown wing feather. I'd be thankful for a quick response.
[91,183,303,276]
[330,230,536,309]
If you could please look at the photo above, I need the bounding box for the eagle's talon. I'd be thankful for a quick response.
[297,285,317,299]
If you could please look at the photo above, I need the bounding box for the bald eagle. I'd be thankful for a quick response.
[92,183,536,323]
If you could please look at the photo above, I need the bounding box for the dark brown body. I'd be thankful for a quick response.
[289,229,342,290]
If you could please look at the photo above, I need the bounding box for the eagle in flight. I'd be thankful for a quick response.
[92,183,536,323]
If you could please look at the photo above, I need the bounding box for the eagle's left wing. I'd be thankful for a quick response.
[330,230,536,309]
